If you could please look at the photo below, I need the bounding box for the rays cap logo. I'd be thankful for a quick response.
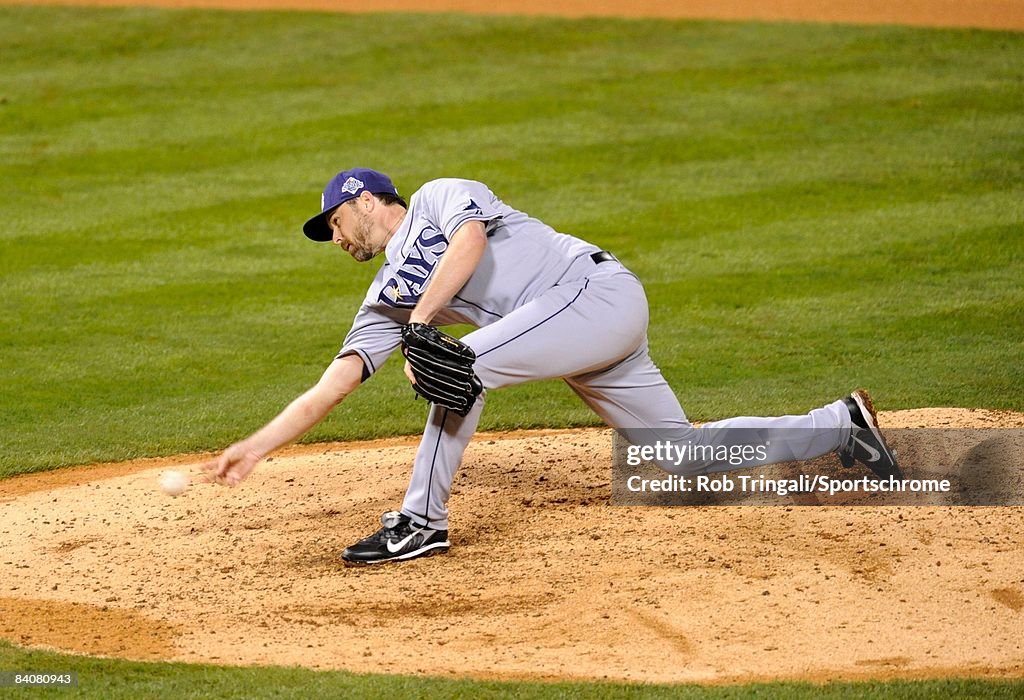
[303,167,400,242]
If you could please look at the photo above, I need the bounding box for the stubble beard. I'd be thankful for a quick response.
[351,246,375,263]
[350,209,378,262]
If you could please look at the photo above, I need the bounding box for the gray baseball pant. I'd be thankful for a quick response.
[401,262,852,529]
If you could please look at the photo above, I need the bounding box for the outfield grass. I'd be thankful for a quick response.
[1,7,1022,477]
[1,640,1023,699]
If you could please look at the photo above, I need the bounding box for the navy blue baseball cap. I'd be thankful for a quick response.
[302,168,400,242]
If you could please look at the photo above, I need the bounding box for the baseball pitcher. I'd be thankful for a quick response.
[205,168,901,563]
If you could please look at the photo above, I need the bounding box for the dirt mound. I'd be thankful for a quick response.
[1,409,1022,684]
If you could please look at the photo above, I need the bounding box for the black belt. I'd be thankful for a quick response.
[590,250,617,264]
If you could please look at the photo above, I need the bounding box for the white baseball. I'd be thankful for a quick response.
[159,470,190,497]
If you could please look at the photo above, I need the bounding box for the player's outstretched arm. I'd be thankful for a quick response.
[205,354,364,486]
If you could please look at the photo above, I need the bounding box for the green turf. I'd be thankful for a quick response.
[1,640,1022,699]
[1,7,1022,477]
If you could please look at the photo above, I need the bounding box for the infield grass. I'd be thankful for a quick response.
[1,640,1023,698]
[1,7,1022,476]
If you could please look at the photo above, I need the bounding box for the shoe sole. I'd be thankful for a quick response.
[340,541,450,566]
[849,389,903,479]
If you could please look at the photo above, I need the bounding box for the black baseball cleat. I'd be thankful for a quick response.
[341,511,449,565]
[837,389,903,479]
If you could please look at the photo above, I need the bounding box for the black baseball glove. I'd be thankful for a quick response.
[401,323,483,417]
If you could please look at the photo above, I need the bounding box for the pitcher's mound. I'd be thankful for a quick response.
[1,408,1023,684]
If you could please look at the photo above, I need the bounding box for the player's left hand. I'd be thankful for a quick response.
[400,322,483,416]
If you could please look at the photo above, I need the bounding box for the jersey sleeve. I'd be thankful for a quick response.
[424,179,505,239]
[336,305,403,382]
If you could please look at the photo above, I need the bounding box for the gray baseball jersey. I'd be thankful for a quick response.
[338,178,602,376]
[336,178,853,529]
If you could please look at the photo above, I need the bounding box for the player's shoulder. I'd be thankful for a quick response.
[412,177,490,199]
[419,176,486,188]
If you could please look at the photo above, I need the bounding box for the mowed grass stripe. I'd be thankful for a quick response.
[2,17,1016,163]
[6,80,1018,243]
[5,102,1019,263]
[1,7,1022,472]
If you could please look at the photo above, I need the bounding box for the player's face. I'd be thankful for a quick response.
[329,199,378,262]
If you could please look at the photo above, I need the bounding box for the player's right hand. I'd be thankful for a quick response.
[204,442,262,487]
